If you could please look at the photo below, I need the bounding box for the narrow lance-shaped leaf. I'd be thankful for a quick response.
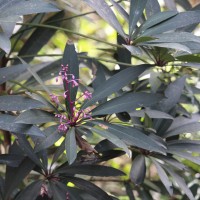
[65,127,77,165]
[62,41,79,115]
[0,95,45,111]
[130,155,146,185]
[84,0,126,38]
[152,159,173,195]
[129,0,147,37]
[91,92,163,116]
[163,166,195,200]
[0,154,23,167]
[145,0,161,18]
[82,64,150,109]
[83,125,130,157]
[15,109,55,124]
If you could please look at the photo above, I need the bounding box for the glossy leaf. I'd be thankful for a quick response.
[4,158,35,199]
[0,32,11,53]
[130,155,146,185]
[123,44,143,55]
[83,125,130,156]
[129,0,147,36]
[0,95,45,111]
[0,154,23,167]
[82,64,149,109]
[15,109,55,124]
[142,11,200,36]
[84,0,126,38]
[141,11,178,31]
[64,176,113,200]
[0,64,27,84]
[15,180,43,200]
[163,167,195,200]
[145,0,161,18]
[90,120,166,154]
[110,0,129,22]
[91,92,163,116]
[35,126,62,153]
[65,127,77,165]
[56,164,125,176]
[62,41,79,114]
[152,159,173,195]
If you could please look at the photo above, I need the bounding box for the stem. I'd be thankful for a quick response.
[16,22,123,49]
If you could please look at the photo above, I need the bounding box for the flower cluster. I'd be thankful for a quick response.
[50,64,92,132]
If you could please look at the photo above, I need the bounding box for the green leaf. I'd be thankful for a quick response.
[0,95,45,111]
[0,154,23,167]
[65,127,77,165]
[4,158,35,199]
[56,165,125,176]
[62,41,79,114]
[129,0,147,36]
[0,64,27,84]
[139,42,191,53]
[84,0,126,38]
[15,180,43,200]
[16,11,64,64]
[123,44,143,55]
[163,167,195,200]
[110,0,129,22]
[141,11,178,31]
[15,109,55,124]
[130,155,146,185]
[0,32,11,53]
[15,134,43,168]
[90,120,166,154]
[82,65,150,109]
[64,176,113,200]
[34,126,62,153]
[145,0,161,18]
[130,109,173,119]
[152,159,173,195]
[142,11,200,36]
[84,125,130,157]
[91,92,163,116]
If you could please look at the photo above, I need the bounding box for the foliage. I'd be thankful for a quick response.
[0,0,200,199]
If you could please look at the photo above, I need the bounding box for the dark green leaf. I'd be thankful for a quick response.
[0,64,27,84]
[4,158,35,199]
[64,176,113,200]
[84,0,126,38]
[51,140,65,165]
[124,182,135,200]
[142,11,200,36]
[15,180,43,200]
[145,0,161,18]
[62,41,79,114]
[130,155,146,185]
[82,64,150,109]
[89,120,166,154]
[16,12,64,64]
[152,159,173,195]
[0,95,45,111]
[56,164,125,176]
[0,154,23,167]
[91,92,163,116]
[15,109,55,124]
[15,134,43,168]
[0,32,11,53]
[163,167,195,200]
[65,127,77,165]
[129,0,147,36]
[123,44,143,55]
[35,126,62,153]
[110,0,129,22]
[83,125,130,156]
[130,109,173,119]
[141,11,178,31]
[94,139,118,152]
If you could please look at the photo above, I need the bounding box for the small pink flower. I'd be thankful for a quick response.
[71,80,79,87]
[58,123,68,132]
[83,91,92,100]
[50,94,59,104]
